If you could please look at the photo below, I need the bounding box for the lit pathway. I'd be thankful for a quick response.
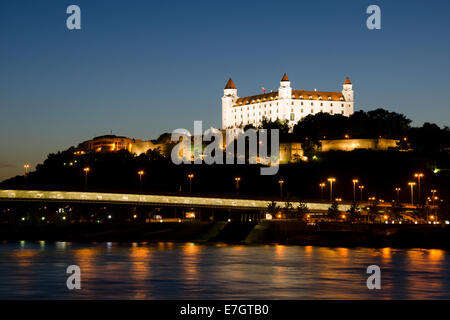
[0,189,351,211]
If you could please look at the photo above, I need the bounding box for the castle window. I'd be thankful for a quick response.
[311,109,313,113]
[301,102,303,106]
[311,102,314,106]
[341,110,344,114]
[301,109,304,113]
[341,104,344,107]
[320,103,323,106]
[309,96,312,99]
[291,101,294,105]
[328,96,331,100]
[331,103,333,106]
[331,110,333,114]
[290,113,295,121]
[319,96,322,100]
[320,109,323,113]
[300,95,303,99]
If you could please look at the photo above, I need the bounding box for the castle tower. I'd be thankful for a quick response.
[342,77,354,102]
[222,78,238,129]
[278,73,292,100]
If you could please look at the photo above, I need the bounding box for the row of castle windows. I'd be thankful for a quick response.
[232,108,347,127]
[233,102,349,112]
[232,108,346,121]
[235,95,345,106]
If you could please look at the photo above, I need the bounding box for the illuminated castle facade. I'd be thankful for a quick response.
[221,74,354,130]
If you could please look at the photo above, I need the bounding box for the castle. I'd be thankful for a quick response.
[221,74,354,130]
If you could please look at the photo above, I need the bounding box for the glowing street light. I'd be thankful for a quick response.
[395,187,401,203]
[188,173,194,193]
[83,167,90,190]
[319,182,326,201]
[138,170,144,193]
[408,182,416,205]
[327,178,336,202]
[24,164,30,176]
[431,189,437,205]
[279,179,284,199]
[235,177,241,195]
[352,179,359,202]
[358,185,365,202]
[414,173,424,200]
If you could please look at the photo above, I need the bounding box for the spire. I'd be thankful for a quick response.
[224,78,236,89]
[281,73,289,81]
[344,77,352,84]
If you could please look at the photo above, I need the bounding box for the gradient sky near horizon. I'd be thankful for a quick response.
[1,0,450,181]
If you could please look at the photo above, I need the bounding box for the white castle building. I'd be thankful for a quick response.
[221,74,354,130]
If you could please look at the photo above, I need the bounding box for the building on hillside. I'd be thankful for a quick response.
[76,135,170,156]
[319,138,399,152]
[221,74,354,131]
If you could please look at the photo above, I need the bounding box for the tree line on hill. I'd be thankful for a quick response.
[244,108,450,154]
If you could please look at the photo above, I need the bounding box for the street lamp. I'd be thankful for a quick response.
[414,173,424,200]
[138,170,144,193]
[83,167,90,190]
[395,187,401,203]
[188,173,194,193]
[358,185,365,202]
[431,189,437,206]
[235,177,241,195]
[408,182,416,205]
[327,178,336,202]
[319,182,326,201]
[279,179,284,199]
[24,164,30,176]
[352,179,359,202]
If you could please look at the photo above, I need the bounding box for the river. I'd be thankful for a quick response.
[0,242,449,299]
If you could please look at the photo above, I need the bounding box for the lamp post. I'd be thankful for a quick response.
[235,177,241,195]
[408,182,416,205]
[24,164,30,176]
[431,189,437,206]
[188,174,194,193]
[395,187,401,203]
[83,167,90,190]
[24,164,30,187]
[327,178,336,202]
[279,179,284,199]
[352,179,359,202]
[319,182,326,201]
[138,170,144,193]
[414,173,424,200]
[358,185,365,202]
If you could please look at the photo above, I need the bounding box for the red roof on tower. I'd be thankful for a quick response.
[281,73,289,81]
[224,78,237,89]
[344,77,352,84]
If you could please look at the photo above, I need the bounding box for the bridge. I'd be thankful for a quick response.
[0,189,351,212]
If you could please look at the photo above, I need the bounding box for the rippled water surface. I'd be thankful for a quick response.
[0,241,449,299]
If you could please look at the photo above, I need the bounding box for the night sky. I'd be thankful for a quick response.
[1,0,449,180]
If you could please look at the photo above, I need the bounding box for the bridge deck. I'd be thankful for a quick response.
[0,189,351,211]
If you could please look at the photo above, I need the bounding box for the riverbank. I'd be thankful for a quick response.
[1,221,449,249]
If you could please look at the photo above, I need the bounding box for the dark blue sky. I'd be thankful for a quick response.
[1,0,449,180]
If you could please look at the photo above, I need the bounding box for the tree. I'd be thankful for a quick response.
[296,202,309,221]
[266,201,281,216]
[327,201,340,221]
[347,202,361,222]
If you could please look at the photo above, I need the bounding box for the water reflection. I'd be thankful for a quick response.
[0,242,449,299]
